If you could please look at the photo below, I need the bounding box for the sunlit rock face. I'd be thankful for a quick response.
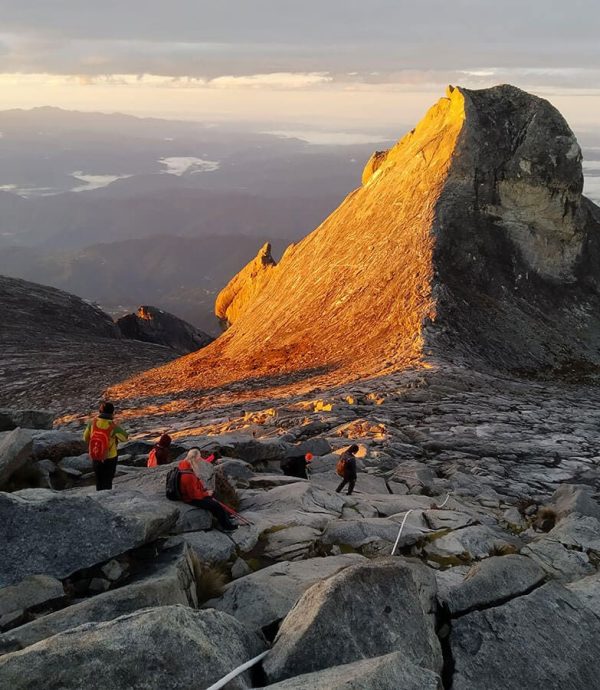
[215,242,277,329]
[111,85,600,400]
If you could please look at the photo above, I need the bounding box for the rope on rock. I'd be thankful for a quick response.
[390,493,451,556]
[390,509,414,556]
[205,650,269,690]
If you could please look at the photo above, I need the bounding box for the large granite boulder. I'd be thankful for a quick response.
[452,582,600,689]
[550,484,600,520]
[262,651,442,689]
[0,575,64,632]
[0,489,178,588]
[0,429,33,489]
[207,554,365,631]
[0,410,54,432]
[263,558,442,683]
[0,543,199,652]
[441,554,545,616]
[0,605,266,690]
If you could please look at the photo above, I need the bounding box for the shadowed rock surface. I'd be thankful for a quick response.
[116,305,213,354]
[0,606,266,690]
[0,275,176,411]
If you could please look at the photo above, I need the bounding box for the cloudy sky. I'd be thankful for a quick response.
[2,0,599,129]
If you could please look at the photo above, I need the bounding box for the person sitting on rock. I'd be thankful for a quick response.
[335,444,359,496]
[147,433,172,467]
[178,449,237,532]
[83,401,128,491]
[281,453,310,479]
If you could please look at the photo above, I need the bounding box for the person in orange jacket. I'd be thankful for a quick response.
[147,434,172,467]
[178,450,237,532]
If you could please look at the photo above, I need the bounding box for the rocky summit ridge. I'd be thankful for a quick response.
[4,86,600,689]
[113,85,600,407]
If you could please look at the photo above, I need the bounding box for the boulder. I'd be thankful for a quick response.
[262,651,442,689]
[58,454,92,473]
[116,305,212,354]
[240,483,374,530]
[207,555,365,631]
[31,430,86,462]
[550,484,600,520]
[547,513,600,552]
[567,572,600,618]
[110,465,213,532]
[321,514,431,552]
[0,606,266,690]
[0,575,64,631]
[0,543,199,652]
[0,429,34,489]
[452,582,600,689]
[0,410,54,432]
[521,538,595,582]
[0,489,178,587]
[263,558,442,683]
[441,554,545,616]
[182,530,237,565]
[262,525,322,561]
[423,525,521,565]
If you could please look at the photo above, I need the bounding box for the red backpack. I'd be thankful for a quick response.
[147,448,158,468]
[336,455,347,477]
[88,420,115,462]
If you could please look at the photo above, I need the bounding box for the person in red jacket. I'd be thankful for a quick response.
[178,455,237,532]
[147,434,172,467]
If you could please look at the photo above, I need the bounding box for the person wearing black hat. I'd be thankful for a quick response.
[83,401,129,490]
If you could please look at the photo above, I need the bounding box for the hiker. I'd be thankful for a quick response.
[147,433,172,467]
[83,401,128,491]
[176,449,237,531]
[281,452,311,479]
[335,444,358,496]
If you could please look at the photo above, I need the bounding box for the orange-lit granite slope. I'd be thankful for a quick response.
[111,85,600,403]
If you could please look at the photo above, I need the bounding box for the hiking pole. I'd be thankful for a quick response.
[218,500,253,525]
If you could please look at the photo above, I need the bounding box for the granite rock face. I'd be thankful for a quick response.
[215,241,277,329]
[0,606,266,690]
[117,305,212,354]
[0,489,178,587]
[0,275,175,411]
[116,84,600,402]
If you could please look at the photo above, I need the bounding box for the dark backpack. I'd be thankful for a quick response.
[165,467,193,501]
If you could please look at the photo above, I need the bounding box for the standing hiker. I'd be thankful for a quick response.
[335,444,359,496]
[174,449,237,532]
[147,433,172,467]
[83,401,128,491]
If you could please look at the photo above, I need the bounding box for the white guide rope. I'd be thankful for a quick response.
[390,493,451,556]
[205,650,269,690]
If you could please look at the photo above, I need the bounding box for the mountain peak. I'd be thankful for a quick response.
[111,85,600,403]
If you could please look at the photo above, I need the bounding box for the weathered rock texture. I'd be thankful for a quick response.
[0,490,177,587]
[113,85,600,404]
[263,559,442,683]
[215,241,277,328]
[116,305,212,354]
[0,275,176,410]
[0,606,266,690]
